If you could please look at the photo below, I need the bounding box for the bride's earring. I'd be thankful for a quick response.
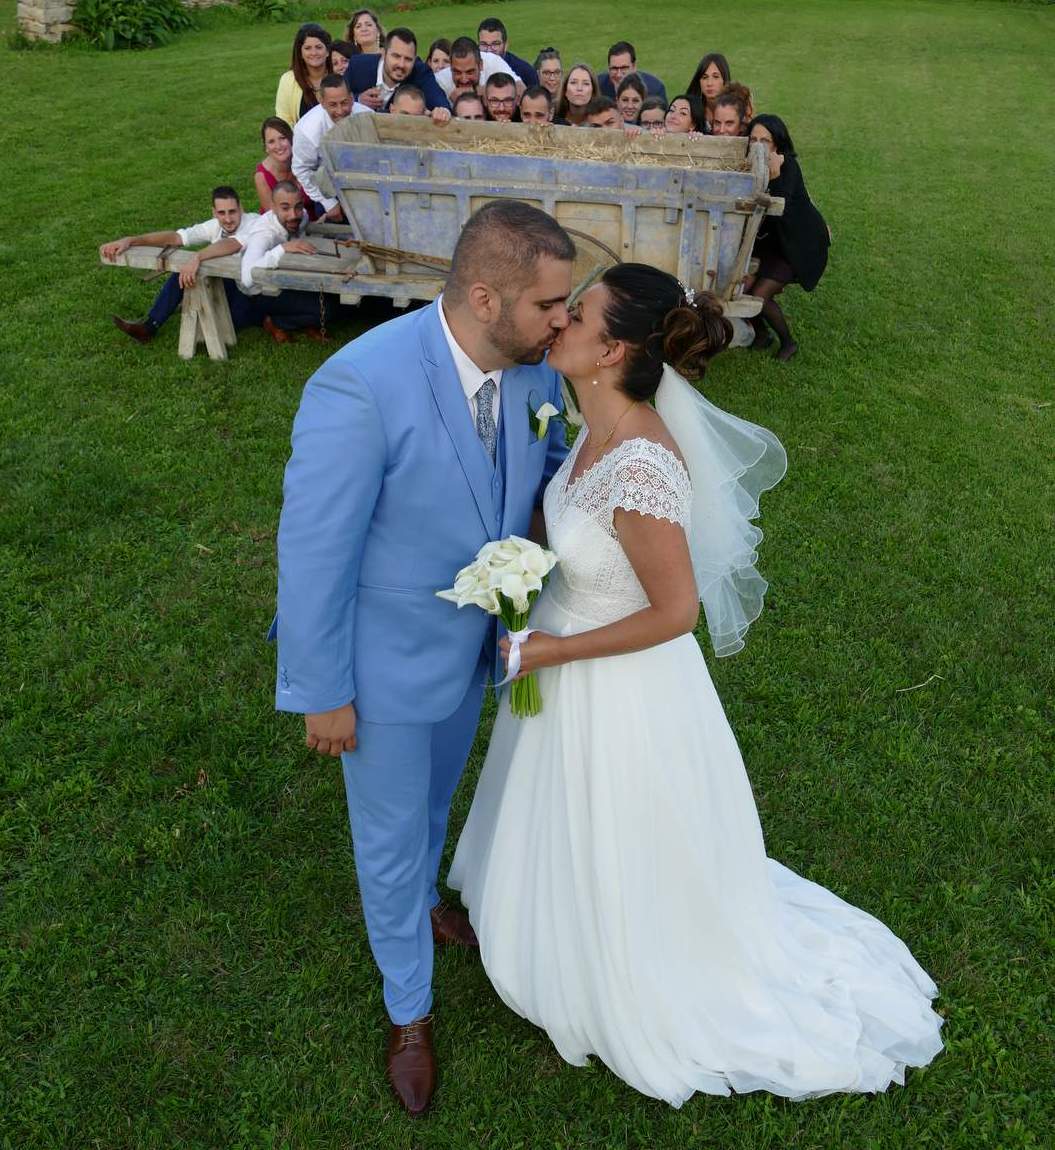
[592,361,601,387]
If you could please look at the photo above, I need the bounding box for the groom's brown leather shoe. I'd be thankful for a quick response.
[430,900,479,949]
[386,1014,436,1117]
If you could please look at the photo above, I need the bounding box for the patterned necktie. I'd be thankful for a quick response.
[475,377,498,463]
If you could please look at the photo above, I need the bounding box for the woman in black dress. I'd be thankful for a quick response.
[746,114,829,361]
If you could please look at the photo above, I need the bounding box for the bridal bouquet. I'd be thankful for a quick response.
[437,536,558,717]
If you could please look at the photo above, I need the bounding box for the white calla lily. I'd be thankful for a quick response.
[534,402,560,439]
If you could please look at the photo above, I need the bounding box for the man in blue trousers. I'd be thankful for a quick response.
[272,201,574,1116]
[101,186,261,345]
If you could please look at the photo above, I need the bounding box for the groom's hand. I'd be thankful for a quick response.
[305,703,357,757]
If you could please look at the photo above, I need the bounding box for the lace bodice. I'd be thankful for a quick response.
[542,433,692,627]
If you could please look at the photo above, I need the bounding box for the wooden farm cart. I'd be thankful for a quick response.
[317,116,783,314]
[100,119,782,360]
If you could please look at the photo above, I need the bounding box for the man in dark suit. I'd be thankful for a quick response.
[597,40,667,103]
[477,16,538,87]
[344,26,451,113]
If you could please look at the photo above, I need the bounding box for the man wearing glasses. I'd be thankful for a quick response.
[483,73,518,122]
[598,40,667,103]
[476,16,539,87]
[535,49,563,102]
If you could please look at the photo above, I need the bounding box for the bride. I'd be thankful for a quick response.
[448,263,944,1106]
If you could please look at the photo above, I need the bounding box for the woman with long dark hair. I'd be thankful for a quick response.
[687,51,731,128]
[450,261,943,1107]
[556,63,599,126]
[745,114,830,360]
[275,23,332,126]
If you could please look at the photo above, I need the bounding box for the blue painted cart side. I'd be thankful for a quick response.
[319,117,782,315]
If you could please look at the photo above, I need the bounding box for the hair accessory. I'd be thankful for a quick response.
[680,282,697,306]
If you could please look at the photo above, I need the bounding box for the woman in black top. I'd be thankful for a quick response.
[746,114,829,361]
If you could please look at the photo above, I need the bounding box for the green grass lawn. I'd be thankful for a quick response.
[2,0,1054,1145]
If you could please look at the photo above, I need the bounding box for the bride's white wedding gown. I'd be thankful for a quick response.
[448,431,943,1106]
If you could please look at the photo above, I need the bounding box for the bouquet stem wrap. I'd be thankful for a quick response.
[496,625,540,717]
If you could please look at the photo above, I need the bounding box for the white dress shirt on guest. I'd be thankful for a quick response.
[437,294,502,430]
[375,57,399,105]
[291,102,372,214]
[177,213,260,248]
[433,51,516,97]
[239,210,310,292]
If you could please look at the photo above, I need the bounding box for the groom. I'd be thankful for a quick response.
[272,201,575,1116]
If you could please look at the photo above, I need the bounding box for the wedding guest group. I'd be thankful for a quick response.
[102,15,828,358]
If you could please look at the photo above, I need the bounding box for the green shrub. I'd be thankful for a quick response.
[72,0,196,49]
[238,0,289,21]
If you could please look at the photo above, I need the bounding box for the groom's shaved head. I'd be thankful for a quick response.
[445,201,576,305]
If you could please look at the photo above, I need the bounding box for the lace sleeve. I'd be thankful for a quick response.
[608,442,692,529]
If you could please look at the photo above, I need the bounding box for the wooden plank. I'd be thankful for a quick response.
[327,113,750,168]
[257,267,445,301]
[101,247,243,278]
[723,203,767,297]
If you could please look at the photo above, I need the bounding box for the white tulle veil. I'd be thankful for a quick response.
[654,364,787,656]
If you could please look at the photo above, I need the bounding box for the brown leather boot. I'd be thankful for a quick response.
[386,1014,436,1117]
[430,900,479,949]
[112,315,155,344]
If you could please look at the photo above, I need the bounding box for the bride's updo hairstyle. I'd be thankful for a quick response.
[600,264,732,400]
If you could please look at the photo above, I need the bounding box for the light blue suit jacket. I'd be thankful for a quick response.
[273,301,568,725]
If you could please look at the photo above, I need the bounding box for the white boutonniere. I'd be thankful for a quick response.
[527,400,561,440]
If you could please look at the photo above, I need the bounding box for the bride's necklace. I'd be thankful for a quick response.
[584,399,640,470]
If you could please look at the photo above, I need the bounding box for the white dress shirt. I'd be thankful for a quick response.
[239,210,309,292]
[177,212,260,248]
[434,51,516,97]
[291,104,338,213]
[437,295,502,430]
[291,103,371,213]
[376,57,398,104]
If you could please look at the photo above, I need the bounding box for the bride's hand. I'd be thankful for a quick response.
[499,631,563,676]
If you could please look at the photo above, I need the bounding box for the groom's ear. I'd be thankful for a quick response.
[467,281,500,324]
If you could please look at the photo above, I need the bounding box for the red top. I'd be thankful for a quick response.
[255,163,320,220]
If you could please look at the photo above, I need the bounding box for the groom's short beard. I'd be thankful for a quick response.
[490,295,550,365]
